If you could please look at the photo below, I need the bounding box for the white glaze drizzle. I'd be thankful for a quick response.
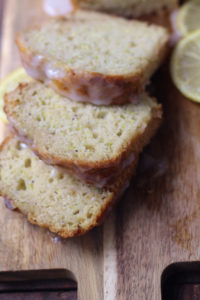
[22,54,135,106]
[43,0,75,17]
[44,62,66,79]
[20,143,28,149]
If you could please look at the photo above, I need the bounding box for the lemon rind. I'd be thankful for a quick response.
[0,68,31,124]
[171,29,200,103]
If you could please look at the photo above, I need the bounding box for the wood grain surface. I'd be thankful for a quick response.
[1,1,200,299]
[0,2,103,300]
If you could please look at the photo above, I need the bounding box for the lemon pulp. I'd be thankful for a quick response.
[171,29,200,102]
[177,0,200,36]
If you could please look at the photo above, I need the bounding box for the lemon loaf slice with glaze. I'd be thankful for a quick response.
[16,10,169,105]
[4,81,162,187]
[74,0,177,18]
[0,136,137,238]
[43,0,177,28]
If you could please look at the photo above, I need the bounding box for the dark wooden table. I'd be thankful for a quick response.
[0,2,77,299]
[1,1,200,300]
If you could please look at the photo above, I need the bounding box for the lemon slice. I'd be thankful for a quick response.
[0,68,31,123]
[177,0,200,37]
[171,29,200,103]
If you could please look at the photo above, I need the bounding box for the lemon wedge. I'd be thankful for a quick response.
[177,0,200,37]
[171,29,200,103]
[0,68,31,123]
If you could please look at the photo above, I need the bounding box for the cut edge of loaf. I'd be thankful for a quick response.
[16,11,169,105]
[43,0,177,20]
[0,135,138,238]
[4,84,162,187]
[78,2,178,19]
[33,102,162,186]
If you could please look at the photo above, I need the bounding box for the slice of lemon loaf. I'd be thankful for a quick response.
[74,0,177,18]
[4,81,162,187]
[0,136,137,238]
[16,10,169,105]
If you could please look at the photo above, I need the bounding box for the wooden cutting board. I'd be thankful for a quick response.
[1,1,200,299]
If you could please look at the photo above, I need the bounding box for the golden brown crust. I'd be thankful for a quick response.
[16,38,143,105]
[4,87,162,187]
[138,8,173,29]
[0,136,137,238]
[0,135,14,152]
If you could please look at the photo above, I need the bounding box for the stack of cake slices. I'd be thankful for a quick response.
[0,10,169,238]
